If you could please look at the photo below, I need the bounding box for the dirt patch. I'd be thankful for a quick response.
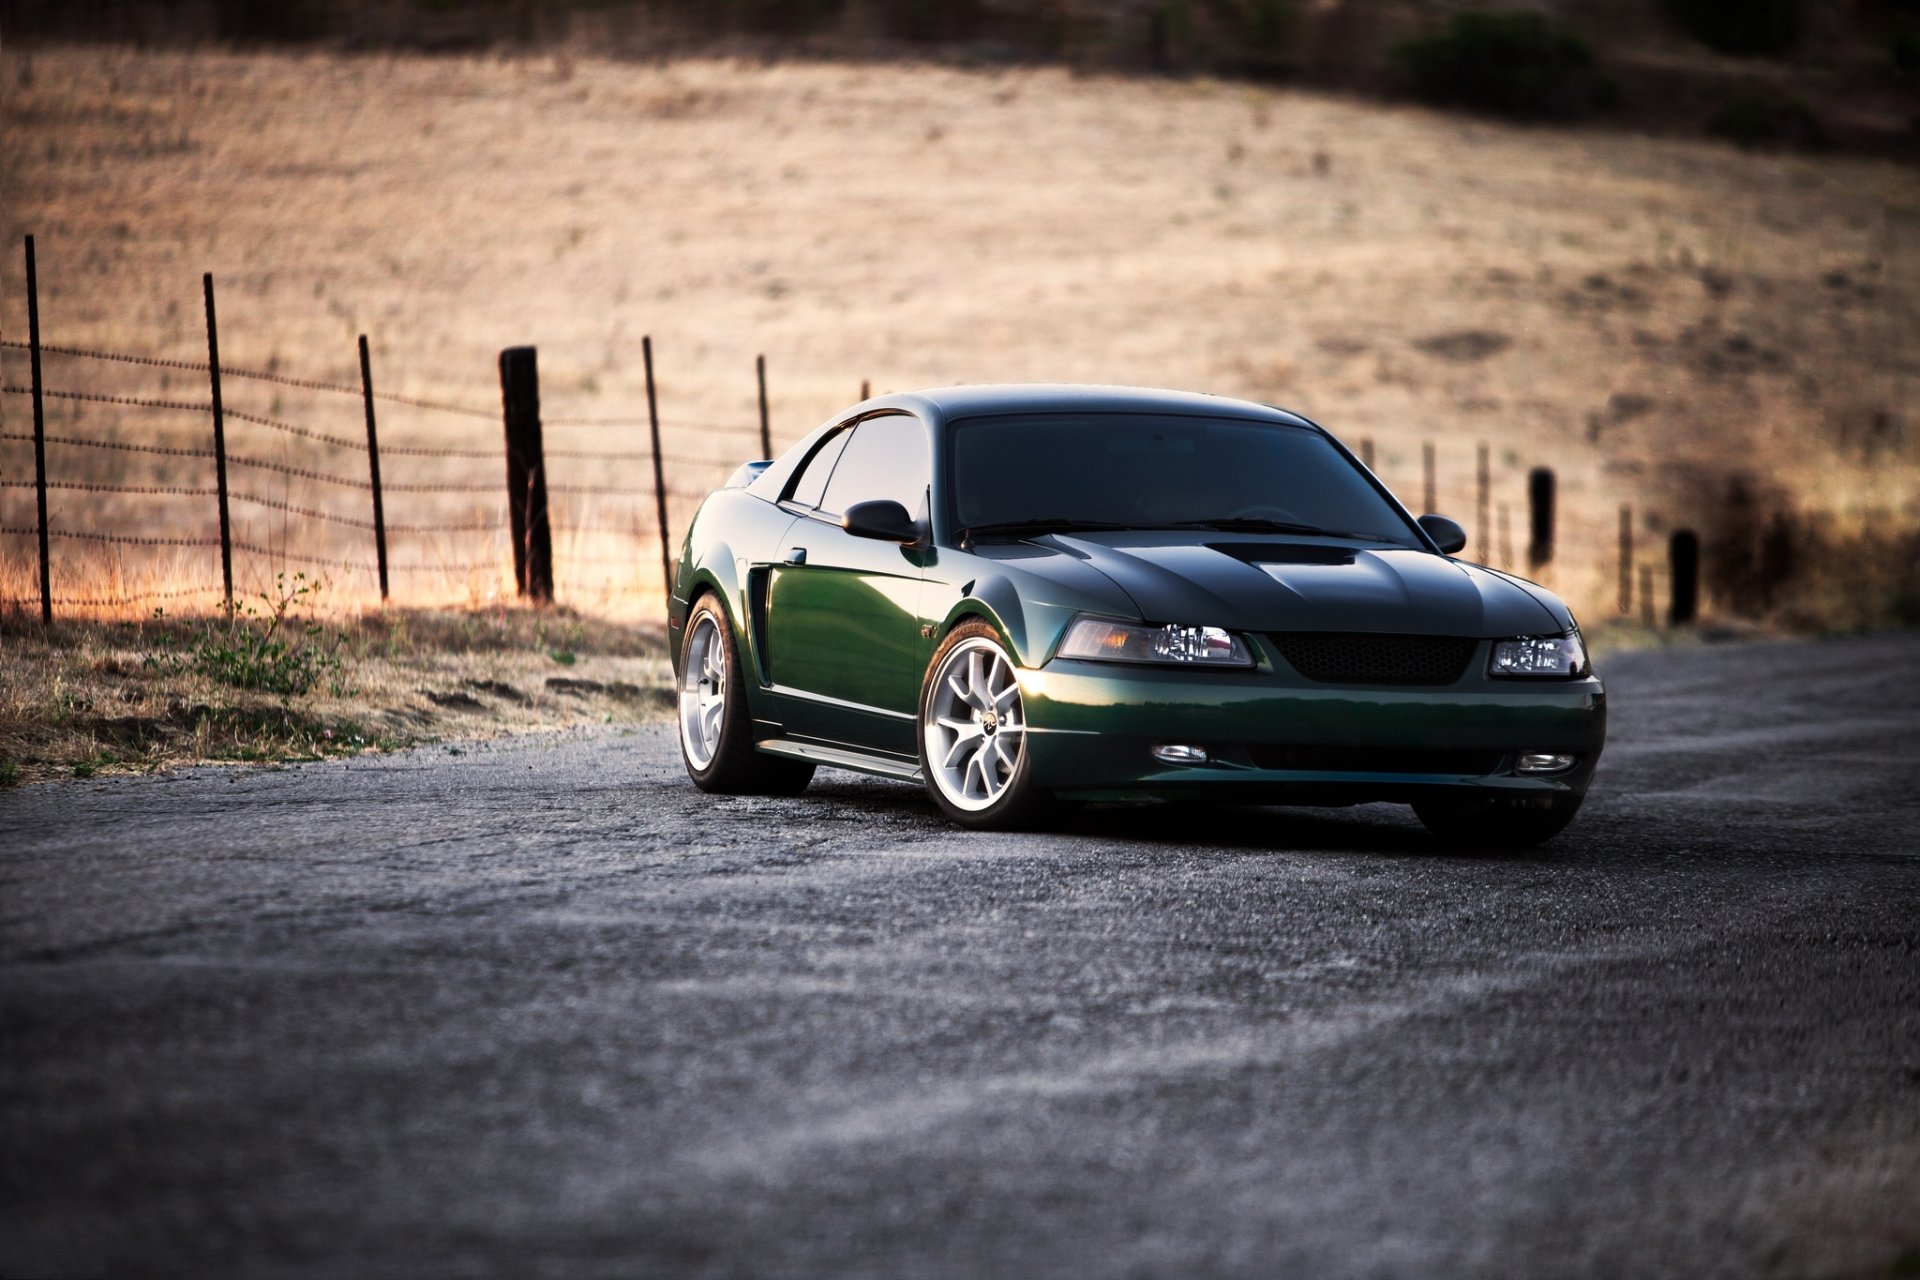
[0,604,675,784]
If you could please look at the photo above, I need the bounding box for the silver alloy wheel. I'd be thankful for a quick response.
[679,612,726,770]
[924,637,1026,812]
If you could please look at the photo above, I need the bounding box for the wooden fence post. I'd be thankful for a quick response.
[358,334,389,603]
[1669,530,1699,626]
[498,346,552,603]
[202,272,233,608]
[1422,441,1436,514]
[1357,437,1374,471]
[24,236,51,624]
[1639,565,1655,628]
[643,336,671,608]
[1527,466,1555,569]
[1618,505,1634,615]
[1476,442,1489,563]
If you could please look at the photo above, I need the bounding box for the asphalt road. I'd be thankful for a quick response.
[4,634,1918,1280]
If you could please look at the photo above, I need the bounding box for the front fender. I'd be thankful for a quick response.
[935,571,1101,672]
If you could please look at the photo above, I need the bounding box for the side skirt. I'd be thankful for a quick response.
[756,737,924,783]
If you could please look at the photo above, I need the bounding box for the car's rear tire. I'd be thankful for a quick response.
[918,622,1064,830]
[1412,793,1583,849]
[679,594,814,796]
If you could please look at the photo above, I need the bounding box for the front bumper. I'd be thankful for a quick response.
[1020,652,1606,804]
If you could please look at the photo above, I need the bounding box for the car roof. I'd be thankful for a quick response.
[877,383,1318,429]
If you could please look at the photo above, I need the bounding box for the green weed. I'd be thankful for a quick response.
[145,573,345,696]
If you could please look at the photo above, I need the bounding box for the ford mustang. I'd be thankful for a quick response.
[667,385,1605,846]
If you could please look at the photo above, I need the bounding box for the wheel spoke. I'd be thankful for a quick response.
[991,734,1017,773]
[942,728,981,770]
[975,739,1004,798]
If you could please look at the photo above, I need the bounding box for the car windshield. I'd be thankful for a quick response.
[949,412,1422,545]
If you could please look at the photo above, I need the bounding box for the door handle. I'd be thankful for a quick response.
[782,547,807,566]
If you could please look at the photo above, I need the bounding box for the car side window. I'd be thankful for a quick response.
[818,414,930,519]
[785,427,853,510]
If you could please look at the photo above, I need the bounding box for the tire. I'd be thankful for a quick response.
[678,594,814,796]
[1412,793,1583,849]
[917,621,1063,830]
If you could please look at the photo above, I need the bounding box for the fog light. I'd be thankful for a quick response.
[1152,743,1210,765]
[1515,752,1576,774]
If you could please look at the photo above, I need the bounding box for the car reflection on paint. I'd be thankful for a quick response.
[668,385,1604,845]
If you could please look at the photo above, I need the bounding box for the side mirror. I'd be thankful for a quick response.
[1418,514,1468,555]
[841,499,921,544]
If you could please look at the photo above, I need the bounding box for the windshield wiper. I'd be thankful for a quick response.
[1166,518,1404,543]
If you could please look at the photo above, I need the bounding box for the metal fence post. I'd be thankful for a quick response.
[24,236,51,624]
[756,353,772,460]
[860,379,871,402]
[1357,437,1374,471]
[644,336,671,608]
[498,346,552,603]
[202,272,233,608]
[1669,530,1699,626]
[1421,441,1436,514]
[358,334,389,603]
[1527,466,1555,570]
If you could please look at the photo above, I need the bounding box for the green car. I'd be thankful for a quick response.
[667,385,1604,845]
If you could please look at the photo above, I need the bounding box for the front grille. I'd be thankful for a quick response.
[1248,745,1506,775]
[1270,632,1478,686]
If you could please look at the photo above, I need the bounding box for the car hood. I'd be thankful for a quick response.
[1030,533,1567,636]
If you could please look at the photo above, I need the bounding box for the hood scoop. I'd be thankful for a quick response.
[1209,541,1358,567]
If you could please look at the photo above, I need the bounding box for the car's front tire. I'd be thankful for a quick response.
[917,622,1063,830]
[1412,793,1583,849]
[679,594,814,796]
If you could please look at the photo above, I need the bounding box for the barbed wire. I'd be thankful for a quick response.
[229,490,376,530]
[229,538,375,568]
[380,442,499,460]
[0,340,497,418]
[387,560,499,574]
[1,526,222,548]
[226,454,374,490]
[0,431,214,460]
[223,407,366,451]
[32,584,225,608]
[549,484,659,497]
[379,479,502,494]
[386,519,500,534]
[3,384,213,415]
[1,479,219,498]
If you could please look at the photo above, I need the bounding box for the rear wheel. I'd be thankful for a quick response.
[1413,793,1583,849]
[679,594,814,796]
[918,622,1063,830]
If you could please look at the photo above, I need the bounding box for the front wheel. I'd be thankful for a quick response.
[917,622,1063,830]
[679,594,814,796]
[1412,793,1583,849]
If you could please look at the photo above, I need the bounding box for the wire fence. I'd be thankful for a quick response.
[2,234,1696,627]
[0,236,785,621]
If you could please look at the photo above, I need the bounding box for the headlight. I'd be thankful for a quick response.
[1056,618,1254,667]
[1489,630,1588,678]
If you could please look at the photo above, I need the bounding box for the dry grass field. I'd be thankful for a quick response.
[2,45,1917,630]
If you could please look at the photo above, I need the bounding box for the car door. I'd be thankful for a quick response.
[766,412,933,756]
